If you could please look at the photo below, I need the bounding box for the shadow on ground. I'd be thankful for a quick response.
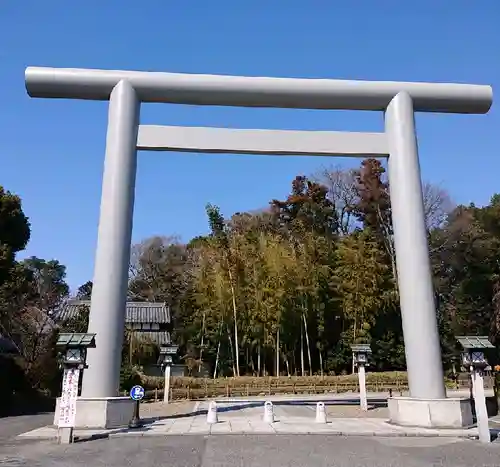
[0,395,56,418]
[141,398,388,424]
[73,425,155,442]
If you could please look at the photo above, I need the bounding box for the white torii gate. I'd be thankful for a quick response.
[25,67,492,429]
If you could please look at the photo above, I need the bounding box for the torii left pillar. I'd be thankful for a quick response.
[56,81,140,429]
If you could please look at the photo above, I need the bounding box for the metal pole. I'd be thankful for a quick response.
[385,92,446,400]
[128,400,142,429]
[358,365,368,411]
[82,80,140,398]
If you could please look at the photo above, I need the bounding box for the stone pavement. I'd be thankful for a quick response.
[18,399,488,440]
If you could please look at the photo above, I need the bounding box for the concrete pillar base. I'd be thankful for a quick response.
[53,397,134,429]
[388,396,473,429]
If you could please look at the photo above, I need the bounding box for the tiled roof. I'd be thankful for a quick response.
[456,336,494,350]
[56,333,96,347]
[55,300,170,324]
[133,331,171,345]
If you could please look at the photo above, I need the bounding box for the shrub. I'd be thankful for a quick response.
[120,365,142,392]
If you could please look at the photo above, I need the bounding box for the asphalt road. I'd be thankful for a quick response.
[0,412,53,443]
[1,435,500,466]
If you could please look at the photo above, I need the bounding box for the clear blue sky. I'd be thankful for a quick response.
[1,1,499,291]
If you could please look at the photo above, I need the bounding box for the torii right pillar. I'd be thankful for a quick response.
[385,92,473,428]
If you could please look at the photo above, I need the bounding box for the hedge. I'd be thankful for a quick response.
[136,372,486,402]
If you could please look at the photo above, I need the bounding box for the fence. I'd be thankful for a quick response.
[135,374,493,403]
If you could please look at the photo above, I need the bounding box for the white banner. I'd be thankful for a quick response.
[58,367,80,428]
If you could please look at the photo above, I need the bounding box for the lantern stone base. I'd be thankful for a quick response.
[53,397,134,429]
[388,396,474,429]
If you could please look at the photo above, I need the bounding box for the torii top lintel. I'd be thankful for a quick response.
[25,66,493,114]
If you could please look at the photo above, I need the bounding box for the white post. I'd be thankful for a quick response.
[263,401,275,423]
[315,402,327,423]
[207,401,218,424]
[472,369,490,443]
[163,364,171,404]
[358,365,368,411]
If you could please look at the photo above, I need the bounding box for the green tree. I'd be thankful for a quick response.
[205,204,242,376]
[270,175,339,237]
[76,281,93,300]
[21,257,69,313]
[0,186,31,337]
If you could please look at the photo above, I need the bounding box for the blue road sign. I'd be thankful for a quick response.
[130,385,145,401]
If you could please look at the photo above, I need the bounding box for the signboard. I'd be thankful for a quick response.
[58,367,80,428]
[130,385,145,401]
[164,346,178,355]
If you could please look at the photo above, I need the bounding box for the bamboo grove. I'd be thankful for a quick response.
[127,159,500,377]
[2,157,500,398]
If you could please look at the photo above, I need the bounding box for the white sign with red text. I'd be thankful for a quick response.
[58,367,80,428]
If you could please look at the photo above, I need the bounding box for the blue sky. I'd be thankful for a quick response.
[1,1,499,291]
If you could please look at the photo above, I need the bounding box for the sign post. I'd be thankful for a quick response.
[129,385,145,429]
[57,367,80,444]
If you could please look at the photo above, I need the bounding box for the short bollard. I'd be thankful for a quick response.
[207,401,218,424]
[315,402,327,424]
[263,401,274,423]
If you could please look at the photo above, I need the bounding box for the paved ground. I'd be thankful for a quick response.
[4,395,500,466]
[140,401,199,421]
[146,398,390,419]
[0,412,53,443]
[18,400,485,439]
[2,435,500,466]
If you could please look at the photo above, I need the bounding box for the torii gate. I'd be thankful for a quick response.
[25,67,492,429]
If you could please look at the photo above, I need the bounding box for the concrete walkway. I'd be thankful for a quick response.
[208,388,491,403]
[18,399,488,441]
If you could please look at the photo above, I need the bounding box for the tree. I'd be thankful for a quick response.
[335,233,389,342]
[129,236,189,312]
[76,281,93,300]
[0,186,31,336]
[1,158,492,381]
[21,257,69,313]
[270,175,338,238]
[314,165,359,235]
[0,186,30,262]
[422,182,454,232]
[205,203,242,377]
[431,198,500,360]
[351,159,395,279]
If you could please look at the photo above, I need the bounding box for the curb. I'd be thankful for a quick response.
[103,430,478,440]
[106,430,478,439]
[17,430,479,441]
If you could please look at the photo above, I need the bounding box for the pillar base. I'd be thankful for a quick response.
[53,397,134,429]
[388,396,473,429]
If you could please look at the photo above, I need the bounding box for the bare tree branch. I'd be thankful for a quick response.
[313,165,359,235]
